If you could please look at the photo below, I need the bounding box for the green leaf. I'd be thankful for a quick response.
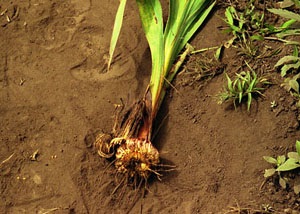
[225,7,234,26]
[263,156,278,165]
[250,34,264,41]
[284,40,300,45]
[279,176,287,189]
[247,92,252,111]
[276,29,300,38]
[275,55,300,68]
[164,0,216,75]
[280,19,297,29]
[281,61,300,77]
[279,0,296,8]
[288,60,300,71]
[248,76,257,92]
[108,0,127,71]
[136,0,164,112]
[287,152,300,161]
[158,0,216,114]
[239,92,243,103]
[294,0,300,7]
[294,177,300,194]
[277,158,300,171]
[237,80,242,92]
[264,168,276,178]
[289,79,300,93]
[277,155,286,165]
[214,46,223,60]
[268,8,300,22]
[226,73,233,92]
[296,140,300,156]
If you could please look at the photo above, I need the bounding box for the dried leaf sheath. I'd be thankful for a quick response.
[94,91,159,180]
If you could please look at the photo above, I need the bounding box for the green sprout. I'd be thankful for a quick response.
[264,140,300,194]
[265,7,300,45]
[270,100,277,108]
[218,64,269,111]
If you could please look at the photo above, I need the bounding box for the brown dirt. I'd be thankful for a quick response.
[1,0,300,213]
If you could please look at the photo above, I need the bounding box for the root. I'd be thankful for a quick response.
[112,174,126,195]
[94,97,162,188]
[115,138,159,180]
[94,133,114,158]
[99,159,117,183]
[224,199,272,214]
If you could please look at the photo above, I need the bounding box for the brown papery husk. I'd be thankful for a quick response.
[94,89,161,182]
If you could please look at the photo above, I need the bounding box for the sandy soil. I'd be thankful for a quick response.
[1,0,300,213]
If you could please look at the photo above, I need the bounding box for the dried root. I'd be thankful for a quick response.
[94,98,161,184]
[94,135,160,181]
[115,138,160,179]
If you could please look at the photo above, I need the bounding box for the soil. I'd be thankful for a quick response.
[1,0,300,213]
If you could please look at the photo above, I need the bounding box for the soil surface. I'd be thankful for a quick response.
[1,0,300,213]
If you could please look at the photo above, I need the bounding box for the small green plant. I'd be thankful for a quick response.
[276,46,300,106]
[218,64,269,111]
[263,155,290,189]
[281,73,300,95]
[223,2,300,57]
[223,2,264,43]
[275,46,300,77]
[270,100,277,108]
[265,8,300,45]
[264,140,300,194]
[222,1,268,57]
[269,7,300,105]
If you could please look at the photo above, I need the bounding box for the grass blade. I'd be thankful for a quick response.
[107,0,127,71]
[296,140,300,156]
[164,0,216,74]
[247,92,252,110]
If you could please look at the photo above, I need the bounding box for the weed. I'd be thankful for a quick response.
[278,46,300,94]
[268,6,300,107]
[270,100,277,108]
[266,7,300,45]
[275,46,300,77]
[281,73,300,95]
[264,140,300,194]
[217,63,269,111]
[223,1,300,58]
[222,1,267,57]
[275,46,300,106]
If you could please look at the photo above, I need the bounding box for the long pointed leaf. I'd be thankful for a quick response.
[136,0,164,114]
[108,0,127,71]
[164,0,216,74]
[268,8,300,22]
